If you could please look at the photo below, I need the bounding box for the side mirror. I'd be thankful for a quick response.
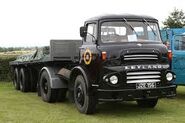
[80,26,87,38]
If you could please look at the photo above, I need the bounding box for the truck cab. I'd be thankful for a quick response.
[75,14,176,113]
[169,33,185,84]
[161,29,185,85]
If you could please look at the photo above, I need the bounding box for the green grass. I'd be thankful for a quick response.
[0,82,185,123]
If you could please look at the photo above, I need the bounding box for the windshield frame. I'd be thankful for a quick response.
[98,18,162,45]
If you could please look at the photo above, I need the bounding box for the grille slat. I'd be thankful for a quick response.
[127,71,160,75]
[127,75,160,79]
[124,54,158,61]
[124,54,158,58]
[127,79,160,83]
[124,57,158,60]
[126,71,161,84]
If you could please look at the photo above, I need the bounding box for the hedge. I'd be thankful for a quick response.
[0,56,16,81]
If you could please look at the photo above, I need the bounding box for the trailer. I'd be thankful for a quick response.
[10,14,176,114]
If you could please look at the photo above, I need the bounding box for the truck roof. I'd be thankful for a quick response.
[86,14,158,22]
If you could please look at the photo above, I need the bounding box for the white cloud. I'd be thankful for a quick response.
[0,0,184,47]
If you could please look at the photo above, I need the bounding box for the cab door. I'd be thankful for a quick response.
[171,34,185,84]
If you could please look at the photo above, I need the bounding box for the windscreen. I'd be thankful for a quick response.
[101,21,161,43]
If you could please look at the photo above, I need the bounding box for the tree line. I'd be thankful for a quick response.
[0,47,36,52]
[163,8,185,28]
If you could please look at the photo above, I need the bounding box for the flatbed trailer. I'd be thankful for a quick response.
[10,14,176,114]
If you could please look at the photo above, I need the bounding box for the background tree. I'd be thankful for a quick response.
[163,8,185,28]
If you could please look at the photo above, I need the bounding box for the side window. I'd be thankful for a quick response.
[174,36,185,50]
[86,23,96,43]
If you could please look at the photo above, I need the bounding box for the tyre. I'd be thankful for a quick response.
[40,70,57,103]
[13,68,20,90]
[74,75,97,114]
[136,98,158,108]
[19,68,30,92]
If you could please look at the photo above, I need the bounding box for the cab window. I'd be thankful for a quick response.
[101,21,160,43]
[174,35,185,50]
[86,23,97,43]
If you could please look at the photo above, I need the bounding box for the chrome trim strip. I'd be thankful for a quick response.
[127,71,160,75]
[92,84,99,87]
[124,57,158,60]
[127,75,160,79]
[124,55,158,58]
[127,79,160,83]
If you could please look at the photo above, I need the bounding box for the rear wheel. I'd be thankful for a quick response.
[136,98,158,108]
[13,68,20,90]
[19,68,30,92]
[40,70,57,102]
[74,75,97,114]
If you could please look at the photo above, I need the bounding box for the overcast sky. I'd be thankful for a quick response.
[0,0,184,47]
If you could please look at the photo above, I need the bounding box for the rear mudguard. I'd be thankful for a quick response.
[39,67,67,89]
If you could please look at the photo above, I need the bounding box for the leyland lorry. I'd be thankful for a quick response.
[10,14,176,114]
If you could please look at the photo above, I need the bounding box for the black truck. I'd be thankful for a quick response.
[10,14,176,114]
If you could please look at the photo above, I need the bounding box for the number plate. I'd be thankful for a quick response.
[136,82,156,89]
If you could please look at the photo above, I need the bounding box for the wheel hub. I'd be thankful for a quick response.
[43,80,48,94]
[76,85,85,107]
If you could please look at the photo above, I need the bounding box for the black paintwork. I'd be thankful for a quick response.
[80,14,176,101]
[10,14,176,102]
[80,14,168,78]
[86,14,158,22]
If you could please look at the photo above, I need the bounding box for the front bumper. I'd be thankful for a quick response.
[97,85,176,102]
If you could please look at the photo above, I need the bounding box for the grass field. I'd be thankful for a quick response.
[0,82,185,123]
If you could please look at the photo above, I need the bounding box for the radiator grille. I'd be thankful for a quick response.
[126,71,161,84]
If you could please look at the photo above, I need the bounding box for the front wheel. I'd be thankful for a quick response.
[74,75,97,114]
[136,98,158,108]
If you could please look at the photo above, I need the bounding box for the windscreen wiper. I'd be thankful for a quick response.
[143,18,157,37]
[123,18,138,37]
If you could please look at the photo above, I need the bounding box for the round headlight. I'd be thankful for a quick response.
[109,75,118,84]
[166,72,173,81]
